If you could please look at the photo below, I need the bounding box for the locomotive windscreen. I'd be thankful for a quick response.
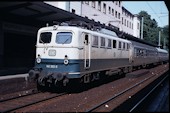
[56,32,72,44]
[39,32,52,44]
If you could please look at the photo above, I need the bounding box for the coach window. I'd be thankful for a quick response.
[100,37,105,48]
[113,40,117,48]
[39,32,52,43]
[92,35,98,47]
[56,32,72,44]
[143,50,146,56]
[107,39,111,49]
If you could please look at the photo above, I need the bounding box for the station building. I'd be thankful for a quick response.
[45,1,141,38]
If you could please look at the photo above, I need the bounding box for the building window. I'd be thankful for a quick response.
[137,23,139,29]
[98,1,101,11]
[118,13,120,19]
[112,9,114,16]
[122,17,123,24]
[92,1,95,8]
[116,1,118,5]
[119,1,121,7]
[115,11,117,18]
[103,3,106,14]
[109,6,111,14]
[124,19,126,26]
[127,21,128,27]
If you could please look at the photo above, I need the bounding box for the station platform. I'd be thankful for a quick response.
[0,67,30,80]
[0,73,29,80]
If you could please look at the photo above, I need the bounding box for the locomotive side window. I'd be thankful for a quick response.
[39,32,52,43]
[113,40,116,48]
[107,39,111,49]
[92,35,98,47]
[100,37,105,48]
[56,32,72,44]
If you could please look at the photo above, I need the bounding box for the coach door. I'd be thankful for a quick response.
[129,43,133,63]
[83,33,91,69]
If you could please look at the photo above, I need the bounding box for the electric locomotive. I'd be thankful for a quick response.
[28,21,169,90]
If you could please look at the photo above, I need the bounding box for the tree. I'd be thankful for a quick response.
[138,11,159,45]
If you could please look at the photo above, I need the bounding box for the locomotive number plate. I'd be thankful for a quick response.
[46,65,58,68]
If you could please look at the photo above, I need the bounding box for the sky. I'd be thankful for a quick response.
[122,1,169,28]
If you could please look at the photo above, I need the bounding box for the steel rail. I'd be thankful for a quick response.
[1,92,66,113]
[129,73,169,112]
[86,68,164,112]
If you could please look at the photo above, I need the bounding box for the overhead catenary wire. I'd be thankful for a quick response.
[146,1,164,27]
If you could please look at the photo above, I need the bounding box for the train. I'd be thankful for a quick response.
[28,21,169,90]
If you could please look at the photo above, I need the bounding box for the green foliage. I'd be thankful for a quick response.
[138,11,169,50]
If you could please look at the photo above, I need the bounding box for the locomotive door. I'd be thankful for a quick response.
[83,33,91,69]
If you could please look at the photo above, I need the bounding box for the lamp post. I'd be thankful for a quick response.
[140,16,144,39]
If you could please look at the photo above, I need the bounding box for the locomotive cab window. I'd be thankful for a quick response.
[39,32,52,43]
[56,32,72,44]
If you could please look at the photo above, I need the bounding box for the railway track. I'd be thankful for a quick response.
[85,65,169,112]
[0,63,168,112]
[129,73,169,112]
[0,88,38,103]
[0,91,66,112]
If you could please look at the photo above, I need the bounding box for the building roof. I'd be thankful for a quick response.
[0,2,95,28]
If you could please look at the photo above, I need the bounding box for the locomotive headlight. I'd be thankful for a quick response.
[64,55,69,65]
[36,54,41,63]
[48,49,56,56]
